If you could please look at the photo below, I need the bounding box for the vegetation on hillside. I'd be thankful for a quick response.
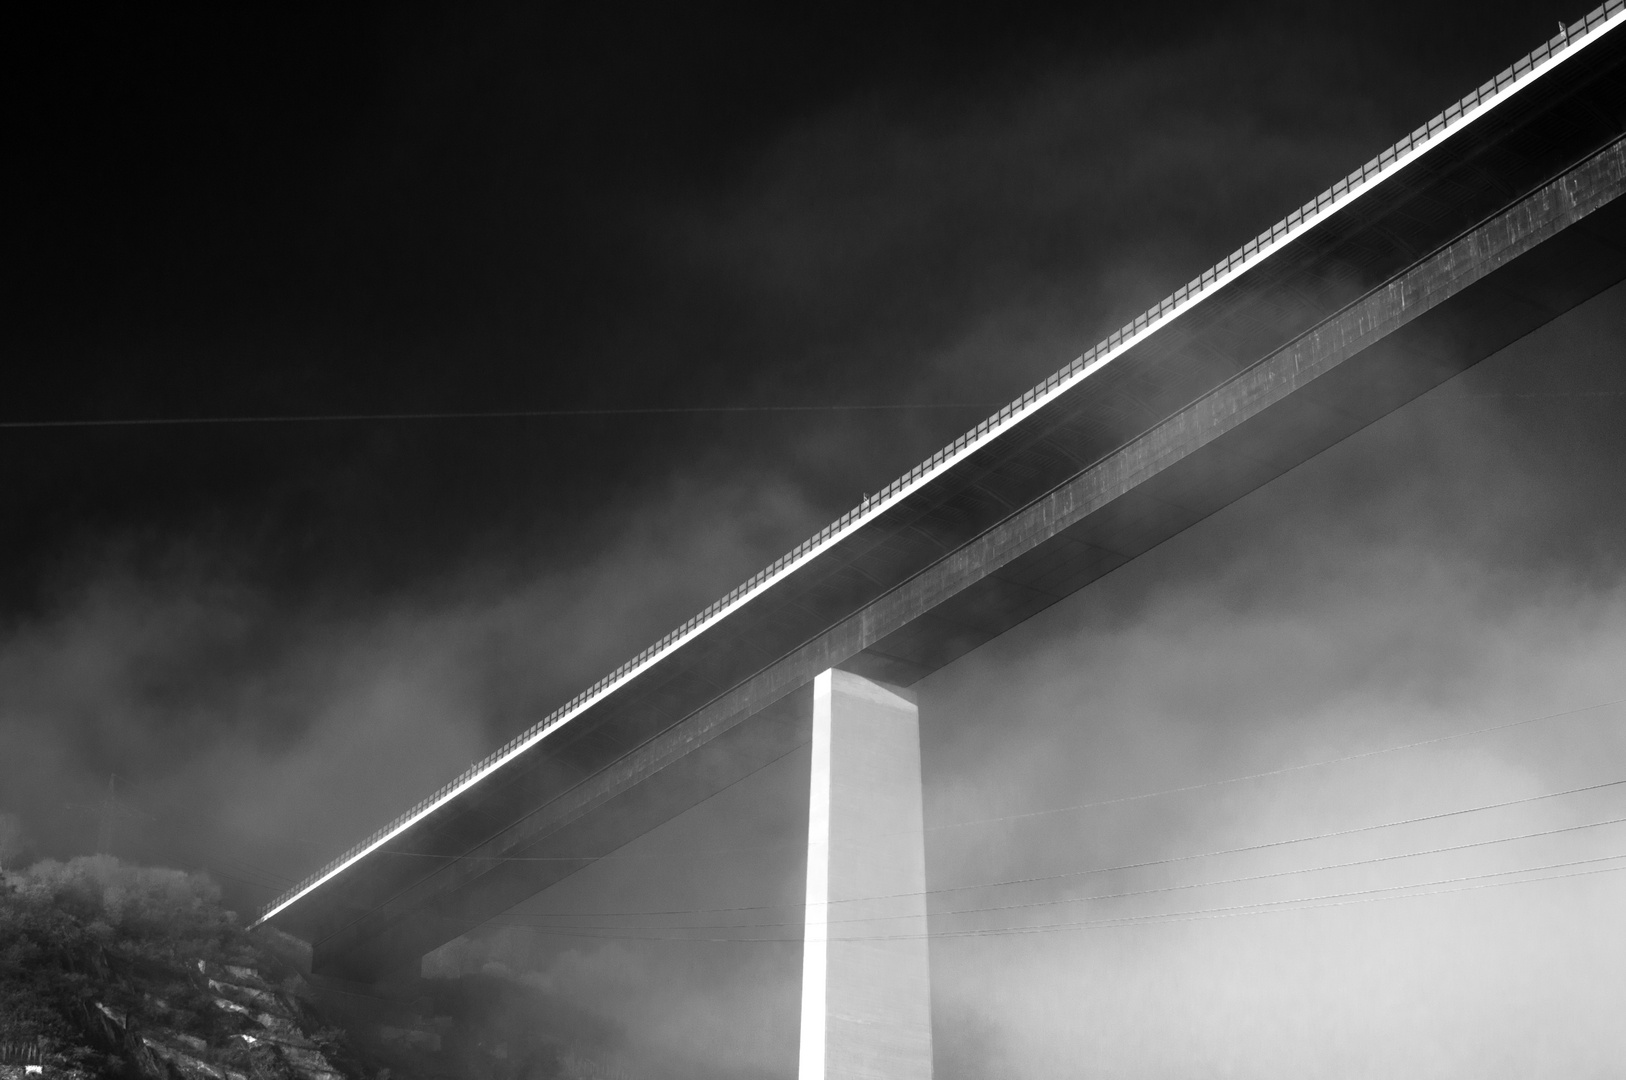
[0,856,359,1080]
[2,852,646,1080]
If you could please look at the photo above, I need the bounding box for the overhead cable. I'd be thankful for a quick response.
[463,775,1626,919]
[357,697,1625,866]
[488,812,1626,932]
[0,403,1001,431]
[930,697,1625,831]
[481,852,1626,945]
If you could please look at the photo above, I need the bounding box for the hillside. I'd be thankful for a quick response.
[0,858,647,1080]
[0,857,364,1080]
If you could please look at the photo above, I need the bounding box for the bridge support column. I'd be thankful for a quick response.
[799,668,933,1080]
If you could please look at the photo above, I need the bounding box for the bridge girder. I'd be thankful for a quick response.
[262,6,1626,983]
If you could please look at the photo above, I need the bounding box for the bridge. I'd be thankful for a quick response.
[262,6,1626,1077]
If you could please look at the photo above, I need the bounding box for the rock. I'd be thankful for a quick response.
[208,980,286,1015]
[142,1035,227,1080]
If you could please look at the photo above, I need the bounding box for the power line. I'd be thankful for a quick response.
[490,812,1626,932]
[949,851,1626,941]
[926,813,1626,926]
[56,799,303,895]
[0,403,1002,431]
[1462,390,1626,397]
[848,775,1626,911]
[467,775,1626,921]
[340,696,1625,869]
[68,709,1624,936]
[1102,861,1626,931]
[159,842,297,892]
[930,697,1625,831]
[117,831,296,895]
[468,853,1626,945]
[3,392,1614,432]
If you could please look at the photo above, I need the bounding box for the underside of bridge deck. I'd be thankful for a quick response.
[263,9,1626,986]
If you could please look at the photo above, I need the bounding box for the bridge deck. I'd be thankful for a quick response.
[263,4,1626,978]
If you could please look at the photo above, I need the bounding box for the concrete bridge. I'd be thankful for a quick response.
[262,6,1626,1076]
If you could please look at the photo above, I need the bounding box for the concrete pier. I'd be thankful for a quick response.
[799,669,933,1080]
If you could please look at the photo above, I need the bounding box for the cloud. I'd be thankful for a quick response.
[4,11,1622,1073]
[422,745,810,1080]
[917,288,1626,1078]
[404,284,1624,1080]
[0,468,827,906]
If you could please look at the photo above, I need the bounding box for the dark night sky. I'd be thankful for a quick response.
[5,4,1626,1076]
[7,3,1599,611]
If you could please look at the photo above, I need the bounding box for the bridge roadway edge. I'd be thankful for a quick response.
[268,9,1626,968]
[306,136,1626,979]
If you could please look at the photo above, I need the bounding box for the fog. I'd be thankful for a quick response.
[919,287,1626,1078]
[3,246,1621,1080]
[410,286,1626,1078]
[4,6,1623,1076]
[0,474,830,888]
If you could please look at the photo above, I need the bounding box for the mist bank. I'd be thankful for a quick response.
[917,285,1626,1078]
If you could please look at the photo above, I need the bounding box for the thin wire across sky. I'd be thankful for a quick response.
[148,694,1626,941]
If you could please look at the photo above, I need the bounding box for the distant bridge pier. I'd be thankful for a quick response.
[799,669,933,1080]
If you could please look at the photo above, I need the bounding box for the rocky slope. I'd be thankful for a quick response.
[0,857,364,1080]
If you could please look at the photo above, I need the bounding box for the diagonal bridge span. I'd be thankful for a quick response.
[263,4,1626,989]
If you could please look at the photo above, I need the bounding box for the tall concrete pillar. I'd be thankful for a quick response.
[799,668,933,1080]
